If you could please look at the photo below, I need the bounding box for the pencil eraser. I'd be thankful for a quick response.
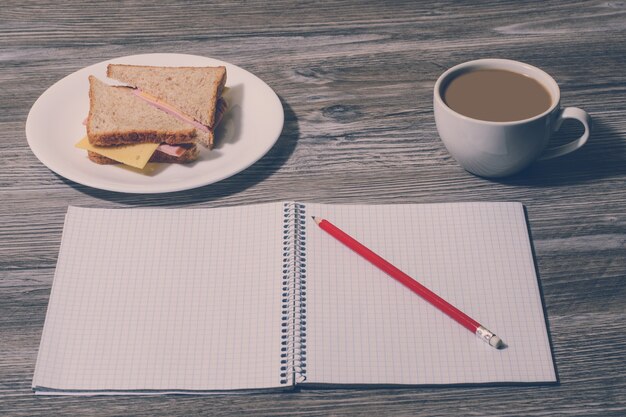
[490,335,504,349]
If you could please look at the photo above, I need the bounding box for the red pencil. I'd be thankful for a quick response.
[313,216,505,349]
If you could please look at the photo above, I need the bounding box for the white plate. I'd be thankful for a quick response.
[26,53,284,194]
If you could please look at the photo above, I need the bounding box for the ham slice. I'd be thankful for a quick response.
[156,144,187,157]
[133,89,210,132]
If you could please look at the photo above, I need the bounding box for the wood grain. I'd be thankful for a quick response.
[1,0,625,415]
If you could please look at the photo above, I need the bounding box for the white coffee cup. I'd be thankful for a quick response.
[434,59,591,177]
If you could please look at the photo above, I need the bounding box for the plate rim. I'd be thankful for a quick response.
[25,53,284,194]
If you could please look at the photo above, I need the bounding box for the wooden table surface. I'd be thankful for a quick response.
[1,1,625,415]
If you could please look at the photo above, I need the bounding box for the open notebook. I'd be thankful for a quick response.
[33,202,556,394]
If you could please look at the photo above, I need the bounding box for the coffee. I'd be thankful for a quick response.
[443,69,552,122]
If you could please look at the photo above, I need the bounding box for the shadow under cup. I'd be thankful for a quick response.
[433,59,588,178]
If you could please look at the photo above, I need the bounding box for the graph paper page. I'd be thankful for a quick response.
[303,202,556,385]
[33,204,286,393]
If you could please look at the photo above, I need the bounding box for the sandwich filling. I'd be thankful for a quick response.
[132,89,228,134]
[129,88,228,158]
[156,143,189,157]
[141,91,227,157]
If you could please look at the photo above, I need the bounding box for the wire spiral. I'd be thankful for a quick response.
[280,202,307,385]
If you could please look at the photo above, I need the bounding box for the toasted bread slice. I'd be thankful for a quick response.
[87,76,197,146]
[87,144,199,165]
[106,64,227,131]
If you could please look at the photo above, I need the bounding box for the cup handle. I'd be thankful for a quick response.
[539,107,591,160]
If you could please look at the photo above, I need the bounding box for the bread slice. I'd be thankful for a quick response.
[87,144,199,165]
[106,64,227,144]
[87,76,197,146]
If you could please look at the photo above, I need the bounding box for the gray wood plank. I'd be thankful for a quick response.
[1,0,625,415]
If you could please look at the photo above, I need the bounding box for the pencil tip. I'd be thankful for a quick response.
[311,216,321,225]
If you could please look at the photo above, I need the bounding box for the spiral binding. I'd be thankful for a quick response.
[280,202,307,385]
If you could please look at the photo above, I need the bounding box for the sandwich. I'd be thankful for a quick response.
[78,76,200,167]
[77,65,227,169]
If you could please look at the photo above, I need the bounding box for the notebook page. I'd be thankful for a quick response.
[303,202,556,385]
[33,203,286,393]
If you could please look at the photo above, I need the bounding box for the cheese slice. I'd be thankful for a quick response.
[75,136,159,169]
